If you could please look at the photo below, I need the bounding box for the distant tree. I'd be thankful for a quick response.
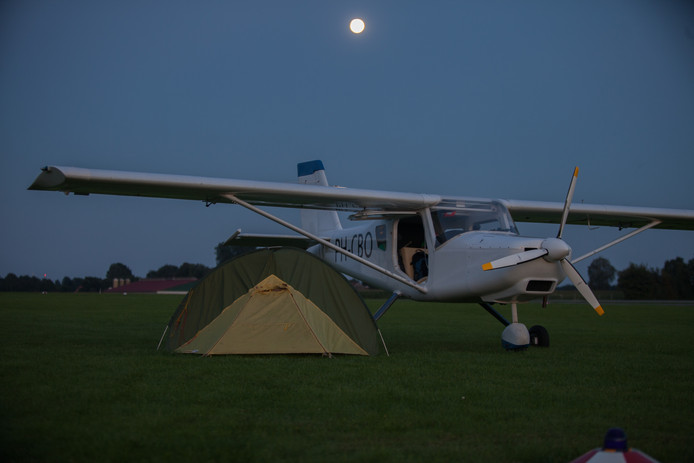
[587,257,616,290]
[215,242,255,266]
[146,263,210,279]
[106,263,134,281]
[73,277,86,291]
[80,277,108,292]
[1,273,18,291]
[17,275,41,292]
[660,257,694,300]
[147,264,179,279]
[176,262,211,279]
[60,276,77,292]
[0,274,58,292]
[39,278,55,292]
[618,264,659,300]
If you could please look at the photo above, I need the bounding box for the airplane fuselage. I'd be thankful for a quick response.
[308,200,566,303]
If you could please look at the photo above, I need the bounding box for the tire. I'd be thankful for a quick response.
[529,325,550,347]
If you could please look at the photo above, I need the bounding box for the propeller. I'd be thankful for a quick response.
[557,166,579,239]
[482,248,547,270]
[560,259,604,315]
[482,166,604,316]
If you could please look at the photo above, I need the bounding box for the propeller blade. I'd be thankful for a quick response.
[482,249,548,271]
[557,166,579,239]
[560,259,604,316]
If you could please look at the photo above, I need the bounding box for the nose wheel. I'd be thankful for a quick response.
[502,322,530,350]
[500,303,528,350]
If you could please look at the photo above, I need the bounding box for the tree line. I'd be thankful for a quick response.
[0,242,252,293]
[3,248,693,299]
[0,262,212,293]
[586,256,694,299]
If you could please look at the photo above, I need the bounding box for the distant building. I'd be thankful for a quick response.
[105,278,197,294]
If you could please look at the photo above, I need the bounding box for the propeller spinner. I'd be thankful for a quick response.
[483,167,604,316]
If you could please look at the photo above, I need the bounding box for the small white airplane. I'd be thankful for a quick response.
[29,161,694,349]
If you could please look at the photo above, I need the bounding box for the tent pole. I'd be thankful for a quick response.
[372,291,400,357]
[156,324,169,351]
[378,329,390,357]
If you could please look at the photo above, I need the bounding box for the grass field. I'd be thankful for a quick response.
[1,293,692,462]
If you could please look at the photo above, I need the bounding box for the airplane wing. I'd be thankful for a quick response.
[501,199,694,231]
[29,166,694,231]
[29,166,440,212]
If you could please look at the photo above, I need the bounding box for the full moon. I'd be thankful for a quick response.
[349,18,365,34]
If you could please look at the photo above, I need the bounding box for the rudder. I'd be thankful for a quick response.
[297,160,342,235]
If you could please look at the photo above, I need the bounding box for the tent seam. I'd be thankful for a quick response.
[288,290,368,356]
[287,290,331,355]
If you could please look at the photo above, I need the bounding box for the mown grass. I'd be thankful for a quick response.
[1,293,692,462]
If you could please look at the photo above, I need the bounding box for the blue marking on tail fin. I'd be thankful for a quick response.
[297,160,324,177]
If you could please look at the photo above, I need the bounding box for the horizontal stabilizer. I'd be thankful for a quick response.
[223,232,318,249]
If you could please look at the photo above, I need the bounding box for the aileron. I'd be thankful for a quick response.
[502,199,694,231]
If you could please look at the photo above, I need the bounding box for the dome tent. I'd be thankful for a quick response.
[162,248,382,356]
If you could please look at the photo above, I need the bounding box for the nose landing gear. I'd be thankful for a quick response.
[480,302,549,350]
[502,322,530,350]
[501,303,530,350]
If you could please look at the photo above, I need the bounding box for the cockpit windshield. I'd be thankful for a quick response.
[431,199,518,246]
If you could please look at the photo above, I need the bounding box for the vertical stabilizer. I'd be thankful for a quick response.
[298,160,342,235]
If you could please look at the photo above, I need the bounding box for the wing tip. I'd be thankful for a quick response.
[482,262,493,271]
[28,166,67,191]
[595,305,605,316]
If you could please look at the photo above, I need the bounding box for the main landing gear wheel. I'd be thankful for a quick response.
[529,325,550,347]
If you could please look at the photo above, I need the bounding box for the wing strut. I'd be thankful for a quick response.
[373,291,402,321]
[222,194,428,294]
[571,220,662,264]
[479,302,511,327]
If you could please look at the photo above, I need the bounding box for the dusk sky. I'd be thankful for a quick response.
[2,1,693,282]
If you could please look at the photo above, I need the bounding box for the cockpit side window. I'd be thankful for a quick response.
[431,200,518,246]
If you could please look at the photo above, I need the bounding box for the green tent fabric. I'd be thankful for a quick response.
[163,248,382,356]
[175,275,369,355]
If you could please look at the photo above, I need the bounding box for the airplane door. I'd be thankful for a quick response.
[394,214,429,282]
